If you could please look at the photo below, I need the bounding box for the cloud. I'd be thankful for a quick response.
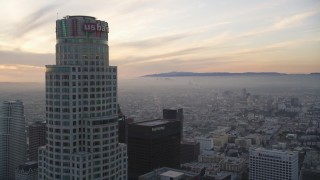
[272,11,318,29]
[114,31,319,69]
[118,56,242,78]
[239,10,319,38]
[0,64,45,82]
[140,57,239,68]
[0,64,44,71]
[12,2,64,38]
[0,50,54,66]
[1,0,319,81]
[113,33,191,48]
[115,46,208,65]
[0,65,18,70]
[231,37,320,56]
[119,36,320,76]
[116,0,160,15]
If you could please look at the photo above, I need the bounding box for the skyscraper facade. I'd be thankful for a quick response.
[249,147,298,180]
[163,108,184,139]
[180,140,200,164]
[127,119,181,179]
[38,15,127,180]
[29,121,46,161]
[0,100,26,180]
[163,108,184,121]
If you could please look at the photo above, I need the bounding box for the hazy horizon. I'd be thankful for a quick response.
[1,75,319,123]
[0,71,319,83]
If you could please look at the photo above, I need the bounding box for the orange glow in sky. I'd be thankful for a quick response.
[0,0,319,82]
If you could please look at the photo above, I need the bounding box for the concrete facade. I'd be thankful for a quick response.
[38,15,127,180]
[0,100,26,180]
[249,148,298,180]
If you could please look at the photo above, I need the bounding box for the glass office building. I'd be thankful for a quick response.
[38,16,127,180]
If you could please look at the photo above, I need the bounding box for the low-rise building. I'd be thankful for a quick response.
[15,161,38,180]
[198,153,224,163]
[213,134,229,147]
[221,157,247,173]
[196,137,214,151]
[235,138,252,149]
[139,167,231,180]
[181,162,220,175]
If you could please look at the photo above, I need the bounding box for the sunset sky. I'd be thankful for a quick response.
[0,0,319,82]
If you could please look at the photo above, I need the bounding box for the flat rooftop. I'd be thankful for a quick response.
[17,161,38,171]
[160,170,184,178]
[251,147,297,156]
[134,119,171,126]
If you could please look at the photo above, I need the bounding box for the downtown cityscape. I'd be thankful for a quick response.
[1,1,320,180]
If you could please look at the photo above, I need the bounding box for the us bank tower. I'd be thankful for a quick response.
[38,16,127,180]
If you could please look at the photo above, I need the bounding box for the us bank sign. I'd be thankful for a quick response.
[83,23,107,32]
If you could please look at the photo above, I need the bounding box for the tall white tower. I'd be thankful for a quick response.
[0,100,26,180]
[38,16,127,180]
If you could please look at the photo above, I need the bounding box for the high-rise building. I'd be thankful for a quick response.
[163,108,184,139]
[180,140,200,164]
[0,100,26,180]
[28,121,46,161]
[38,15,127,180]
[127,119,181,179]
[118,117,134,144]
[163,109,183,121]
[249,147,298,180]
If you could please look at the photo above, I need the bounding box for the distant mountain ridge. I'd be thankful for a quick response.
[142,72,289,77]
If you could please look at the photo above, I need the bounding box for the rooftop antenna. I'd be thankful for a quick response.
[57,12,59,20]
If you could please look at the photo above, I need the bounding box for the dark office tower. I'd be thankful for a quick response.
[38,16,127,180]
[163,108,183,120]
[28,121,46,161]
[118,117,134,144]
[163,108,184,139]
[180,140,200,164]
[118,115,126,143]
[117,104,128,143]
[0,100,26,180]
[128,119,181,180]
